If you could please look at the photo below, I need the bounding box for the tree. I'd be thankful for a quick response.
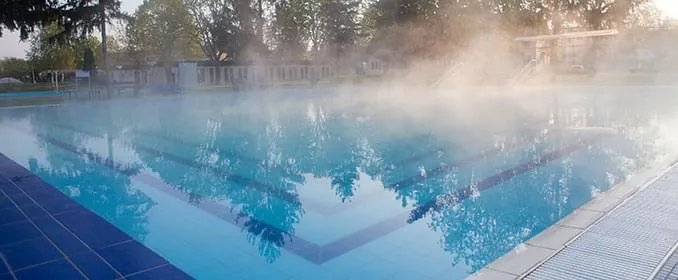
[0,58,31,79]
[271,0,310,59]
[623,2,666,29]
[568,0,650,30]
[0,0,127,43]
[183,0,268,62]
[317,0,361,62]
[27,24,101,71]
[126,0,202,78]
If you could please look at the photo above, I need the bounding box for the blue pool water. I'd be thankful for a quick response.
[0,91,64,97]
[0,87,675,279]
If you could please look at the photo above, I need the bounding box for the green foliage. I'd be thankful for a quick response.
[183,0,268,62]
[127,0,202,65]
[272,0,310,58]
[0,0,128,43]
[4,0,661,67]
[0,58,31,79]
[27,24,101,71]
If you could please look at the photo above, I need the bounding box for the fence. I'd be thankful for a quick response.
[111,64,336,88]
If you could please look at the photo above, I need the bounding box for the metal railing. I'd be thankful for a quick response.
[430,62,464,87]
[510,58,537,86]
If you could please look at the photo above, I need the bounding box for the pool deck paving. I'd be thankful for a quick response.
[468,156,678,280]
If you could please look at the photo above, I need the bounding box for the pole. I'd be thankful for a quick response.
[101,0,110,97]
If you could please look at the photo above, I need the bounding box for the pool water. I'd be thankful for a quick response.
[0,87,675,279]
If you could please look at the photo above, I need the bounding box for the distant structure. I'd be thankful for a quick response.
[514,29,620,73]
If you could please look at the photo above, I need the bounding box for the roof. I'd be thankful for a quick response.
[514,29,619,42]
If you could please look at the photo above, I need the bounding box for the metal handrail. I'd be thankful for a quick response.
[511,58,537,85]
[430,62,464,87]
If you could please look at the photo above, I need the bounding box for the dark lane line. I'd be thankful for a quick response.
[325,132,557,215]
[26,121,304,208]
[388,132,556,191]
[5,124,321,263]
[406,135,607,223]
[316,135,604,263]
[6,120,607,264]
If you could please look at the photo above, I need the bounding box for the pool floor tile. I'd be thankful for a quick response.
[9,177,52,194]
[0,220,42,246]
[25,189,82,215]
[13,203,50,220]
[3,193,36,208]
[232,265,291,280]
[125,264,192,280]
[96,240,168,276]
[13,259,85,280]
[0,153,187,279]
[0,238,63,271]
[70,251,123,280]
[56,210,131,249]
[0,206,28,226]
[31,217,90,256]
[0,260,8,275]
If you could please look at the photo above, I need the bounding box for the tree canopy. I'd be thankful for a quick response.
[27,24,101,71]
[0,0,127,43]
[3,0,662,67]
[125,0,202,65]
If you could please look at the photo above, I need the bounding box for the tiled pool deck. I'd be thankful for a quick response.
[0,153,191,280]
[469,157,678,280]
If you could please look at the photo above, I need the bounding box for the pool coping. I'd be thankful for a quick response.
[467,154,678,279]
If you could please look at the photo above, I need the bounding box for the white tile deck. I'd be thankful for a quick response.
[466,157,678,280]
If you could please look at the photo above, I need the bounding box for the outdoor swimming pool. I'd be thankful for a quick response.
[0,86,676,279]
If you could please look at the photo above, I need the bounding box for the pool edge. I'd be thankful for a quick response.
[466,154,678,280]
[0,152,194,280]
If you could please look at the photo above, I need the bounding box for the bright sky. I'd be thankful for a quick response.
[1,0,677,59]
[655,0,678,18]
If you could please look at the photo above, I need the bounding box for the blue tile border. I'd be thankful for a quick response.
[0,153,192,279]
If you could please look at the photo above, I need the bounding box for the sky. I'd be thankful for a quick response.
[1,0,677,59]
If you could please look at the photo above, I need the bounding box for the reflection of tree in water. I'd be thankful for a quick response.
[423,132,660,272]
[296,103,365,201]
[130,110,305,263]
[26,120,154,241]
